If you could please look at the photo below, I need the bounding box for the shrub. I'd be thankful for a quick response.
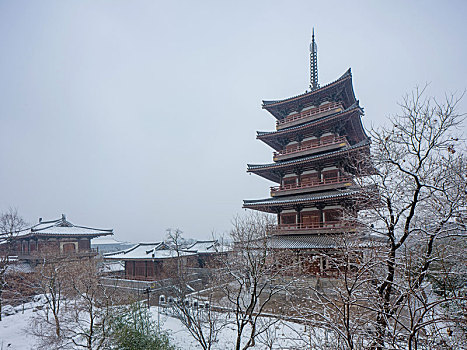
[109,302,174,350]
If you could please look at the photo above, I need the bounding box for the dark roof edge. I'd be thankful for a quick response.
[247,138,370,171]
[256,101,362,137]
[243,190,359,206]
[262,68,352,107]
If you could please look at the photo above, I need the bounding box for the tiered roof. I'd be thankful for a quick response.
[244,67,370,213]
[247,139,370,183]
[257,102,367,150]
[244,189,359,212]
[262,69,356,119]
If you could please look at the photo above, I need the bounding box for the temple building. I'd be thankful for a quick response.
[2,214,113,261]
[104,240,226,281]
[243,31,370,275]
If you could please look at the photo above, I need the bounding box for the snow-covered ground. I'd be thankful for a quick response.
[0,307,38,350]
[0,299,313,349]
[152,307,313,349]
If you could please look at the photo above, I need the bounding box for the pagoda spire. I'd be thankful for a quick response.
[309,28,319,90]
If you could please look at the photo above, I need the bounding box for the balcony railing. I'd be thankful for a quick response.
[271,221,355,233]
[276,102,343,128]
[271,176,353,195]
[273,135,348,159]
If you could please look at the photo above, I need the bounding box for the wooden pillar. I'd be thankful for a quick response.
[315,130,323,147]
[295,168,303,186]
[294,205,303,228]
[279,172,284,187]
[316,203,325,226]
[316,165,323,182]
[337,160,344,180]
[276,207,282,225]
[279,138,289,152]
[296,134,303,148]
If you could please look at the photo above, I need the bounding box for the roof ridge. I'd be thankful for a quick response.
[73,224,113,232]
[103,243,140,257]
[28,219,60,230]
[31,224,56,232]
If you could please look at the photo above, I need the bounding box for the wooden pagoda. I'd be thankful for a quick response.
[243,33,371,275]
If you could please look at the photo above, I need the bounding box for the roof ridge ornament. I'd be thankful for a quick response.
[309,28,319,91]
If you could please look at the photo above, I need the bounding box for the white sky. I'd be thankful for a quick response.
[1,0,466,242]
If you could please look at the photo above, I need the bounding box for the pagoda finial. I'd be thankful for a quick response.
[309,28,319,90]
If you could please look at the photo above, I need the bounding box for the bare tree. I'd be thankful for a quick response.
[170,290,226,350]
[166,228,185,275]
[284,87,466,350]
[166,228,226,350]
[31,250,72,347]
[352,86,467,349]
[31,254,116,350]
[285,233,386,350]
[59,258,114,350]
[0,208,27,321]
[218,212,296,350]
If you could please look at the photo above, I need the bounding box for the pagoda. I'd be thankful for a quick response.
[243,31,370,275]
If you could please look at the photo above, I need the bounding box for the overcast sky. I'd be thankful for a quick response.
[1,0,466,242]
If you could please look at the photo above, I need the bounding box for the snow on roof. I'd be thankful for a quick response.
[14,214,113,238]
[104,240,230,260]
[91,237,128,245]
[187,240,220,253]
[104,242,197,260]
[99,261,125,273]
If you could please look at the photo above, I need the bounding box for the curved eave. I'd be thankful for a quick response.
[243,190,359,213]
[247,139,370,183]
[348,111,369,143]
[257,104,365,151]
[262,69,356,120]
[17,232,112,239]
[68,225,113,233]
[31,224,113,235]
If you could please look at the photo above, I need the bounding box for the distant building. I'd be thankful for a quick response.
[91,236,133,254]
[104,240,225,281]
[187,240,223,268]
[2,214,113,261]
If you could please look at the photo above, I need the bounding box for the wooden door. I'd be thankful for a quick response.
[63,243,76,254]
[301,213,320,228]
